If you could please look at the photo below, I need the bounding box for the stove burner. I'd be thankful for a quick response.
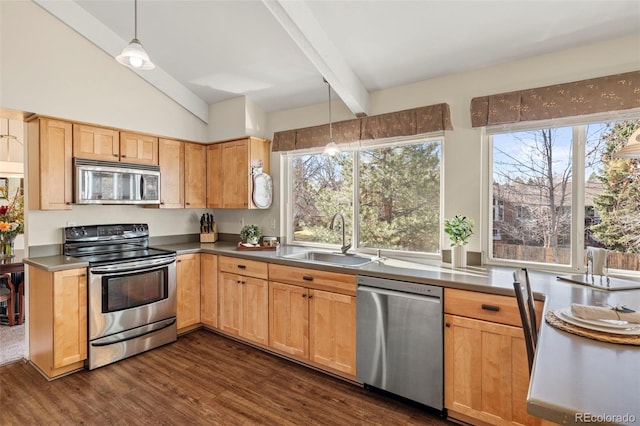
[63,224,175,265]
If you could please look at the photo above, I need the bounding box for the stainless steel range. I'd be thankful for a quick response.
[63,224,177,370]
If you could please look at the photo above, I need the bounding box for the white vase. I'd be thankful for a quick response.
[451,245,466,268]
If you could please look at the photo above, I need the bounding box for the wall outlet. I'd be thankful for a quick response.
[240,217,245,228]
[66,221,76,227]
[270,218,276,230]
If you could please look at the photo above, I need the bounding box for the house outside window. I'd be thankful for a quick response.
[488,116,640,274]
[286,136,442,256]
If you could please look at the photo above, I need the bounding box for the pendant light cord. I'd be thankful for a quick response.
[134,0,138,39]
[328,82,333,141]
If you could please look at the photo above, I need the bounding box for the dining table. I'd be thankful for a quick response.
[1,249,25,325]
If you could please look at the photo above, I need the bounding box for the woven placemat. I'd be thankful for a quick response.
[545,310,640,346]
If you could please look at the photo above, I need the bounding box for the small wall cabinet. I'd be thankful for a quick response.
[27,118,74,210]
[207,137,271,209]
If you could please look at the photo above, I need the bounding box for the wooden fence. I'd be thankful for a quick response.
[493,242,640,270]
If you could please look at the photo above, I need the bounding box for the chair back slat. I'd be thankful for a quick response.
[513,268,537,374]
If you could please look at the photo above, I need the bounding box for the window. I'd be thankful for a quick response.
[489,117,640,273]
[288,137,442,255]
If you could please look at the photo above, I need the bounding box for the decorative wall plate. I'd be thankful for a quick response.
[252,170,272,209]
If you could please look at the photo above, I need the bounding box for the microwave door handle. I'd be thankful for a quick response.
[140,175,144,200]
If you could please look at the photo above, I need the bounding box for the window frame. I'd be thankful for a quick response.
[482,108,640,276]
[282,133,445,260]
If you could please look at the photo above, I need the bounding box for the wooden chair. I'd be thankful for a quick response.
[513,267,537,374]
[0,273,15,327]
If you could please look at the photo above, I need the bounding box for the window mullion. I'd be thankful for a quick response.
[352,148,360,250]
[572,125,586,272]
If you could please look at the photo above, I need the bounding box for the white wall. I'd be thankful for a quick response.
[2,0,638,252]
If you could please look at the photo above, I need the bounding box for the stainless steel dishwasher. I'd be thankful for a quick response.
[356,276,443,411]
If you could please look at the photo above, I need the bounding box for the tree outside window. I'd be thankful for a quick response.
[490,118,640,272]
[290,139,441,254]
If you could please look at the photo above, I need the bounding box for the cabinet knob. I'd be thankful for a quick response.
[308,295,313,299]
[121,154,127,158]
[302,294,307,298]
[113,154,119,157]
[445,322,451,327]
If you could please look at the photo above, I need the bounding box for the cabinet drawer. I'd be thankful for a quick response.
[218,256,268,279]
[269,263,356,296]
[444,288,537,328]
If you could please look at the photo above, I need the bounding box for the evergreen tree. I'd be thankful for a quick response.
[591,120,640,253]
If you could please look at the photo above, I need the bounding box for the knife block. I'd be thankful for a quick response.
[200,224,218,243]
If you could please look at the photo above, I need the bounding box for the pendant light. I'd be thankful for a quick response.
[323,79,340,156]
[116,0,155,70]
[614,128,640,159]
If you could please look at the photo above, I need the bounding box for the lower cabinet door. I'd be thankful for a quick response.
[445,314,540,426]
[218,272,242,336]
[309,290,356,376]
[269,282,309,357]
[53,268,87,369]
[176,254,201,330]
[240,276,269,345]
[200,254,218,328]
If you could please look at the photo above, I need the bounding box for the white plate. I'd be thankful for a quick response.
[556,309,640,335]
[560,308,637,329]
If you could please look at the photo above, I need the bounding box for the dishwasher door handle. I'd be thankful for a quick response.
[357,285,441,303]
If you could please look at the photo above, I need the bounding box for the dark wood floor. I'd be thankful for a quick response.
[1,330,453,425]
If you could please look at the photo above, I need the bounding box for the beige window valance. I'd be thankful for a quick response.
[272,103,452,152]
[470,71,640,128]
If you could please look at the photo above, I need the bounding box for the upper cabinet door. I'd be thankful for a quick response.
[206,143,223,208]
[222,140,249,208]
[120,132,159,165]
[184,142,207,208]
[72,124,120,161]
[158,138,185,208]
[28,118,74,210]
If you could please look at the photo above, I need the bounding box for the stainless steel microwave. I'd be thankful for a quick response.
[74,158,161,205]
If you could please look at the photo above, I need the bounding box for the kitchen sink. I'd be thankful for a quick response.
[284,251,377,267]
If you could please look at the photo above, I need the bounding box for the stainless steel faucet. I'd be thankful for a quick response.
[330,212,351,254]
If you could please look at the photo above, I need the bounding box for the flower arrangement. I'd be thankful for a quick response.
[240,224,262,244]
[444,215,474,247]
[0,182,24,256]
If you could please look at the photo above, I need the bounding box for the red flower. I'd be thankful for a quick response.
[0,205,8,216]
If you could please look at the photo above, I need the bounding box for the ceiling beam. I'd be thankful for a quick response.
[33,0,209,123]
[262,0,370,117]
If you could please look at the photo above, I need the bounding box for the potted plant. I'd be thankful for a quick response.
[240,224,262,245]
[444,215,474,267]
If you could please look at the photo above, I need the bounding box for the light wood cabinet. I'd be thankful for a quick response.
[28,266,87,379]
[444,288,543,426]
[176,253,201,331]
[158,138,185,208]
[206,143,223,208]
[267,264,356,378]
[184,142,207,208]
[218,256,269,345]
[71,125,158,165]
[206,137,270,209]
[157,140,206,208]
[72,124,120,161]
[200,254,218,328]
[119,131,159,165]
[27,118,73,210]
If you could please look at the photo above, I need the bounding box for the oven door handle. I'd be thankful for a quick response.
[90,256,176,274]
[90,317,176,347]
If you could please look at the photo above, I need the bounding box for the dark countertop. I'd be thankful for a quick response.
[25,241,640,425]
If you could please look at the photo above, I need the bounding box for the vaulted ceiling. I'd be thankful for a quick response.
[35,0,640,123]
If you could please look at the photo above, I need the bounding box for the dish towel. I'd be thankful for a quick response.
[571,304,640,324]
